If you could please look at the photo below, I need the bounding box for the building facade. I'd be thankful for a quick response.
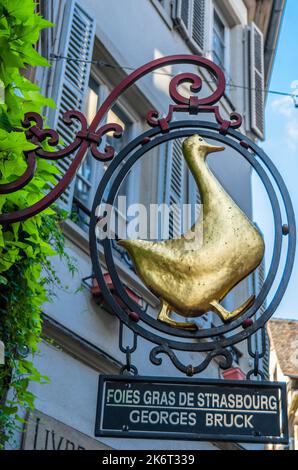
[8,0,285,450]
[267,319,298,451]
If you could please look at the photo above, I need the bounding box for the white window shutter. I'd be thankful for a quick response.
[253,255,269,379]
[47,0,96,211]
[173,0,191,38]
[165,138,186,239]
[191,0,207,53]
[173,0,208,54]
[254,257,265,310]
[249,22,265,140]
[188,172,201,223]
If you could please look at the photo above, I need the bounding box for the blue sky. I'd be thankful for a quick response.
[252,0,298,320]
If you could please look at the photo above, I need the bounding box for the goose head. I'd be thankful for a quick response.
[182,134,225,165]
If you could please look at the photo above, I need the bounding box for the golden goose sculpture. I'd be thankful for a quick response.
[118,135,265,330]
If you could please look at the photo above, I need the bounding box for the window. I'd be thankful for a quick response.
[44,0,96,212]
[248,22,265,139]
[73,78,102,231]
[72,75,137,245]
[173,0,208,54]
[74,80,99,208]
[72,74,136,231]
[104,105,135,268]
[212,6,231,93]
[212,10,225,69]
[164,138,213,326]
[106,106,133,196]
[163,136,202,240]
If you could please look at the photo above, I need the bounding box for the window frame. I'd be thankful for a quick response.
[104,99,139,208]
[211,3,231,81]
[72,77,106,230]
[72,71,141,234]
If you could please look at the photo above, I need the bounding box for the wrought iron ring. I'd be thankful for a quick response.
[89,120,295,353]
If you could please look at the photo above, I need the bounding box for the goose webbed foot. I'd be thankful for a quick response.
[210,295,255,323]
[158,300,197,331]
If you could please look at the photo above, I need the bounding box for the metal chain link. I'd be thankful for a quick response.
[246,326,266,380]
[119,321,138,375]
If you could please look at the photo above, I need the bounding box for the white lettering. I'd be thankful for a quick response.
[206,413,213,426]
[269,396,277,411]
[245,415,254,428]
[234,414,244,428]
[204,413,255,429]
[197,393,205,407]
[129,409,196,426]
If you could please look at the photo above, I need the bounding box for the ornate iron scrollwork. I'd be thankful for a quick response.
[146,71,242,134]
[0,54,243,225]
[0,110,123,194]
[150,344,233,377]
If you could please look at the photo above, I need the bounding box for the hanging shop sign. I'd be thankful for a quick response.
[0,54,295,445]
[95,375,288,444]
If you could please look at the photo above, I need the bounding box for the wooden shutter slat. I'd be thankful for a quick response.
[192,0,206,52]
[249,22,265,140]
[167,138,186,238]
[47,0,95,211]
[173,0,191,38]
[173,0,208,54]
[181,0,190,28]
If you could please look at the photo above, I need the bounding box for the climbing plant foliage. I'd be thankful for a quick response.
[0,1,75,447]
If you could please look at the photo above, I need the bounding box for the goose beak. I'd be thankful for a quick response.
[206,143,225,153]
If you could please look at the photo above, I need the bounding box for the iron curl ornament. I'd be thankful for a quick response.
[0,55,295,376]
[0,54,239,225]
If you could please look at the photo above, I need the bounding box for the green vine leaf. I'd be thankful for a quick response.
[0,0,76,449]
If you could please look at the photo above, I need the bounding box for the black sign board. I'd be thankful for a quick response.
[95,375,288,444]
